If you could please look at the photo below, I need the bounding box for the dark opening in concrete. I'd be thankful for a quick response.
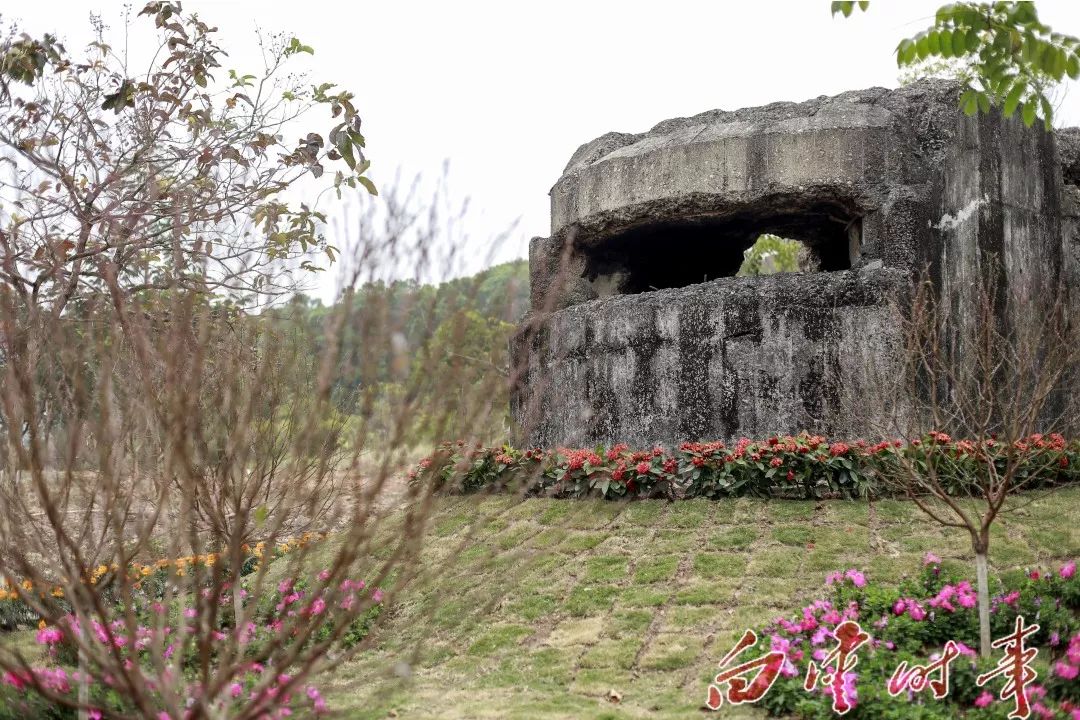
[581,205,860,295]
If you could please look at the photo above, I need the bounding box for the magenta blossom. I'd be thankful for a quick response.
[1054,662,1079,680]
[844,569,866,587]
[1061,560,1076,579]
[35,626,63,646]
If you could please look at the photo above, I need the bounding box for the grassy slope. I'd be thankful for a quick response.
[292,490,1080,718]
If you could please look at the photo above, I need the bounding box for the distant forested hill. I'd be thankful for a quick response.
[269,259,529,446]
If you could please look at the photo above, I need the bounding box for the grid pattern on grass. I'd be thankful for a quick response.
[315,490,1080,720]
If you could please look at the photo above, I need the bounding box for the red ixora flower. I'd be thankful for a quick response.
[770,457,783,468]
[635,461,651,475]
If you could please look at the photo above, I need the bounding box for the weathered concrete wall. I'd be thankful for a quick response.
[933,105,1064,364]
[512,80,1076,448]
[512,268,910,447]
[1055,127,1080,321]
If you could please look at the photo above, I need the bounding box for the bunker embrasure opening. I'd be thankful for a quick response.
[580,204,861,296]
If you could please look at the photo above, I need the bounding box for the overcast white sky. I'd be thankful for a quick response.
[7,1,1080,303]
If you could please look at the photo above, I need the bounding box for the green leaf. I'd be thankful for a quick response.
[1052,47,1068,80]
[358,176,378,196]
[960,89,978,116]
[939,29,954,59]
[1022,100,1037,127]
[1003,81,1025,117]
[255,505,268,526]
[857,0,868,9]
[1041,95,1054,129]
[936,4,954,24]
[1041,45,1060,76]
[917,34,930,60]
[977,91,990,114]
[1067,52,1080,80]
[928,30,941,55]
[965,27,980,53]
[952,27,967,56]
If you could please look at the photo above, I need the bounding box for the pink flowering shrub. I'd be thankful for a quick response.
[0,569,383,719]
[752,556,1080,718]
[413,433,1080,501]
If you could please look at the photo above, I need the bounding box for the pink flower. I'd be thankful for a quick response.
[230,682,243,698]
[893,599,906,615]
[1061,561,1076,579]
[1002,591,1020,606]
[1055,662,1079,680]
[36,626,63,645]
[923,552,941,566]
[308,597,327,616]
[954,642,977,658]
[372,588,384,603]
[844,569,866,588]
[317,569,331,582]
[974,691,994,708]
[183,607,197,619]
[811,626,832,646]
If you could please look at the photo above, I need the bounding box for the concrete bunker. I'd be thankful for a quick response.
[580,201,861,296]
[512,80,1077,448]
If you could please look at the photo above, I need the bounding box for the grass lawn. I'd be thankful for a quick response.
[2,489,1076,717]
[3,489,1076,717]
[311,487,1080,719]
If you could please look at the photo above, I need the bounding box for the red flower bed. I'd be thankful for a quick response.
[410,433,1079,500]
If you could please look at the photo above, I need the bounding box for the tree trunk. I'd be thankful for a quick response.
[975,548,992,658]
